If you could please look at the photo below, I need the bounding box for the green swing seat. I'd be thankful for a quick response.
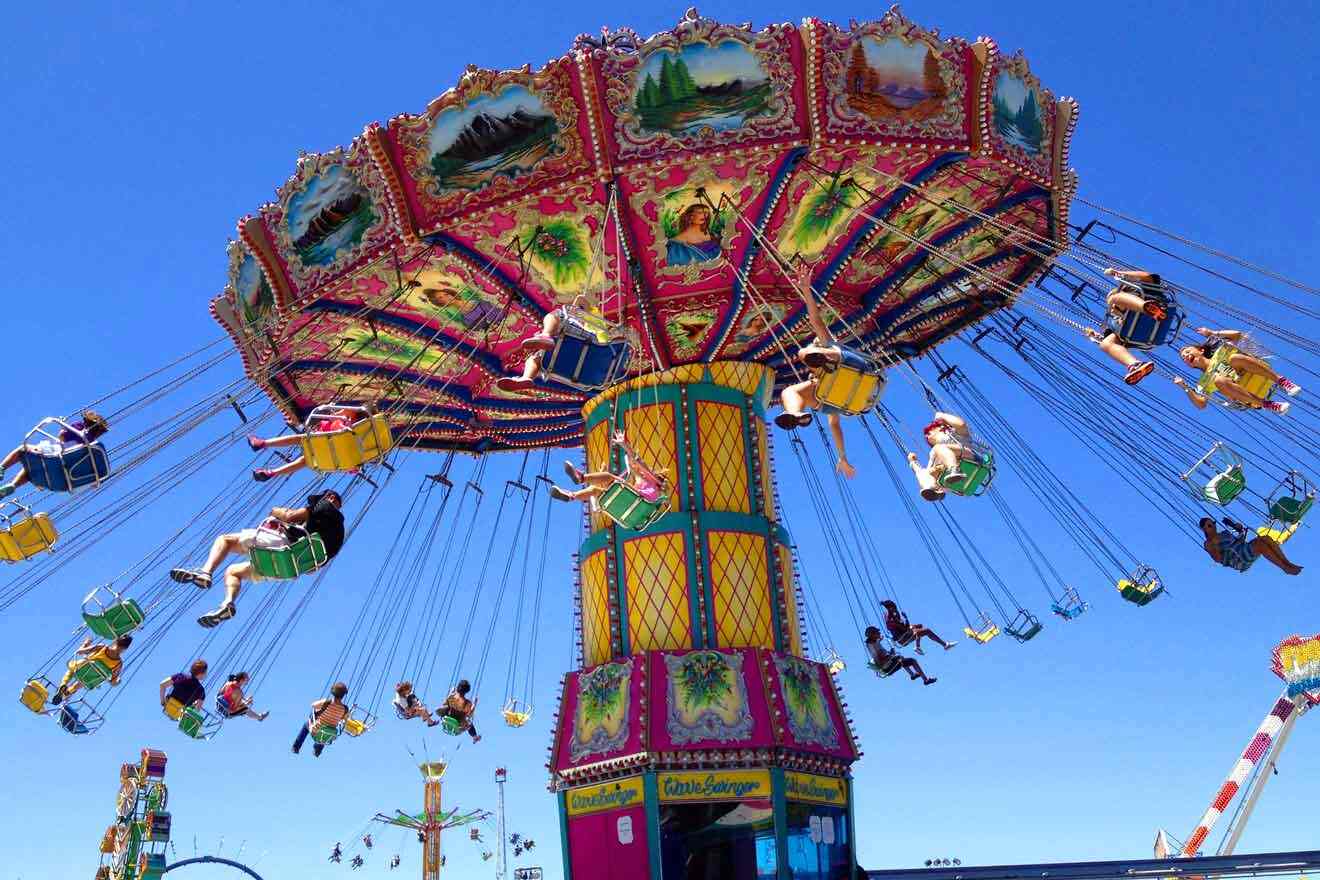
[249,533,328,580]
[866,656,903,678]
[440,714,469,736]
[82,590,145,640]
[939,451,995,497]
[594,481,668,531]
[177,706,220,740]
[73,659,115,691]
[1269,494,1314,526]
[1118,566,1164,606]
[1202,465,1247,505]
[1004,611,1043,643]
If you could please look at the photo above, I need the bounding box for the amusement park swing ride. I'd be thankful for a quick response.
[1,5,1318,879]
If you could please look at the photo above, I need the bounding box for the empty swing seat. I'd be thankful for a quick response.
[1202,465,1247,505]
[540,309,632,391]
[82,587,145,639]
[1268,495,1314,526]
[939,451,996,497]
[1106,290,1182,351]
[593,482,668,531]
[343,707,372,737]
[1050,587,1089,621]
[300,407,395,473]
[0,505,58,563]
[502,699,532,728]
[57,699,104,735]
[814,348,886,416]
[1118,566,1164,606]
[824,650,847,675]
[963,615,1001,644]
[20,677,52,714]
[1004,611,1043,643]
[249,532,328,580]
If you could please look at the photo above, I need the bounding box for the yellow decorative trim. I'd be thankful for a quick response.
[581,550,613,667]
[582,361,773,422]
[696,401,750,513]
[708,530,773,648]
[623,532,692,653]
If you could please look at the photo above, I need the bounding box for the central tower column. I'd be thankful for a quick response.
[549,362,860,880]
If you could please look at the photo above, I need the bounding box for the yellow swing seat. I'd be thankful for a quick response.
[0,503,58,563]
[501,699,532,728]
[300,406,394,473]
[343,706,374,737]
[963,614,1001,644]
[19,676,54,714]
[1118,565,1164,606]
[813,347,886,416]
[1196,345,1278,407]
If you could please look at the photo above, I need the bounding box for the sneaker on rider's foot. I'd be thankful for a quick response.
[1277,377,1303,397]
[170,568,212,589]
[1263,400,1291,415]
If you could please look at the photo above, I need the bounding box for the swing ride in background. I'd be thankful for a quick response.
[0,6,1316,878]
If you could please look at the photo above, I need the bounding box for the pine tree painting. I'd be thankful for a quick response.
[632,41,773,135]
[991,72,1044,154]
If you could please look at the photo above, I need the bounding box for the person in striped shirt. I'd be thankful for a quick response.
[292,682,349,757]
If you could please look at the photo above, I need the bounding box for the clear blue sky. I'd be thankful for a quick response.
[1,2,1317,879]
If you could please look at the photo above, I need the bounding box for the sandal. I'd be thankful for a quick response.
[1124,361,1155,386]
[496,376,537,393]
[523,334,556,352]
[796,413,814,428]
[775,412,803,430]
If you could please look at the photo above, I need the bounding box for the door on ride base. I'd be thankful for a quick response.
[567,803,650,880]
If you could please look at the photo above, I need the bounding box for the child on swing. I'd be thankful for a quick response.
[246,405,373,482]
[51,635,132,704]
[1080,267,1169,386]
[550,430,664,507]
[497,294,621,393]
[393,680,440,727]
[439,679,481,742]
[1173,327,1300,413]
[774,259,859,478]
[907,412,981,501]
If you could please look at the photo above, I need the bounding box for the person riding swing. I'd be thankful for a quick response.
[1198,516,1302,575]
[906,412,985,501]
[1081,267,1174,385]
[549,431,664,509]
[1173,327,1300,413]
[864,627,936,686]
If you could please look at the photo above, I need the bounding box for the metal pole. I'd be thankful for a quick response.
[496,767,508,880]
[1221,696,1308,855]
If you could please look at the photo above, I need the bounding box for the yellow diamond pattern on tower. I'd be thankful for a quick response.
[623,532,692,653]
[708,530,773,648]
[710,361,771,396]
[580,550,613,667]
[777,544,803,656]
[697,402,749,513]
[585,419,612,532]
[756,420,776,521]
[622,402,679,513]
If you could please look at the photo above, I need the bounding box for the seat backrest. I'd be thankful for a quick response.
[596,482,666,530]
[21,443,110,492]
[84,598,145,640]
[544,335,631,390]
[1110,308,1180,352]
[311,722,340,744]
[73,659,114,690]
[440,714,467,736]
[250,534,327,579]
[815,361,884,415]
[0,513,58,562]
[162,697,185,720]
[20,679,49,714]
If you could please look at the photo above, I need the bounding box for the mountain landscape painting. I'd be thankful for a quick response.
[426,85,561,192]
[285,164,378,267]
[844,35,947,121]
[992,72,1045,153]
[633,40,773,135]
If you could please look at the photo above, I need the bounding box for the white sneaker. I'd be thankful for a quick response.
[1278,377,1302,397]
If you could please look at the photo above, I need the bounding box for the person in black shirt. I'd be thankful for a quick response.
[1082,267,1168,386]
[159,659,208,710]
[171,491,346,628]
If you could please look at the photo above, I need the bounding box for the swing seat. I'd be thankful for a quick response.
[939,452,995,497]
[439,714,469,736]
[1268,495,1314,526]
[963,616,1001,644]
[21,443,111,493]
[542,317,631,391]
[1196,346,1277,406]
[889,627,915,648]
[824,650,846,675]
[502,699,532,728]
[1257,523,1299,544]
[593,482,668,531]
[1117,577,1163,606]
[178,706,219,739]
[1004,612,1043,643]
[82,587,145,640]
[57,699,103,735]
[1050,587,1089,621]
[20,677,51,714]
[1201,465,1247,506]
[866,656,903,678]
[72,659,114,691]
[1106,290,1182,351]
[300,407,394,473]
[814,348,886,416]
[0,507,58,562]
[249,532,328,580]
[162,697,185,721]
[342,707,372,737]
[310,721,341,745]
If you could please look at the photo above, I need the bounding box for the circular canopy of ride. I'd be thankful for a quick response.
[212,8,1077,452]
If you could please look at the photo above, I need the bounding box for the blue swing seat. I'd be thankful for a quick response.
[1104,287,1183,351]
[57,698,105,735]
[1050,586,1089,621]
[541,312,631,391]
[20,418,110,492]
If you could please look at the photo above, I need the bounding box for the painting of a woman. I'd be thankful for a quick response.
[665,203,722,267]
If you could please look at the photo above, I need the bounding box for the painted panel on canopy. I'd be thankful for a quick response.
[984,54,1057,185]
[913,198,1051,284]
[815,10,975,147]
[556,657,647,770]
[211,238,280,375]
[599,11,806,164]
[649,648,774,751]
[443,180,629,318]
[381,59,593,234]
